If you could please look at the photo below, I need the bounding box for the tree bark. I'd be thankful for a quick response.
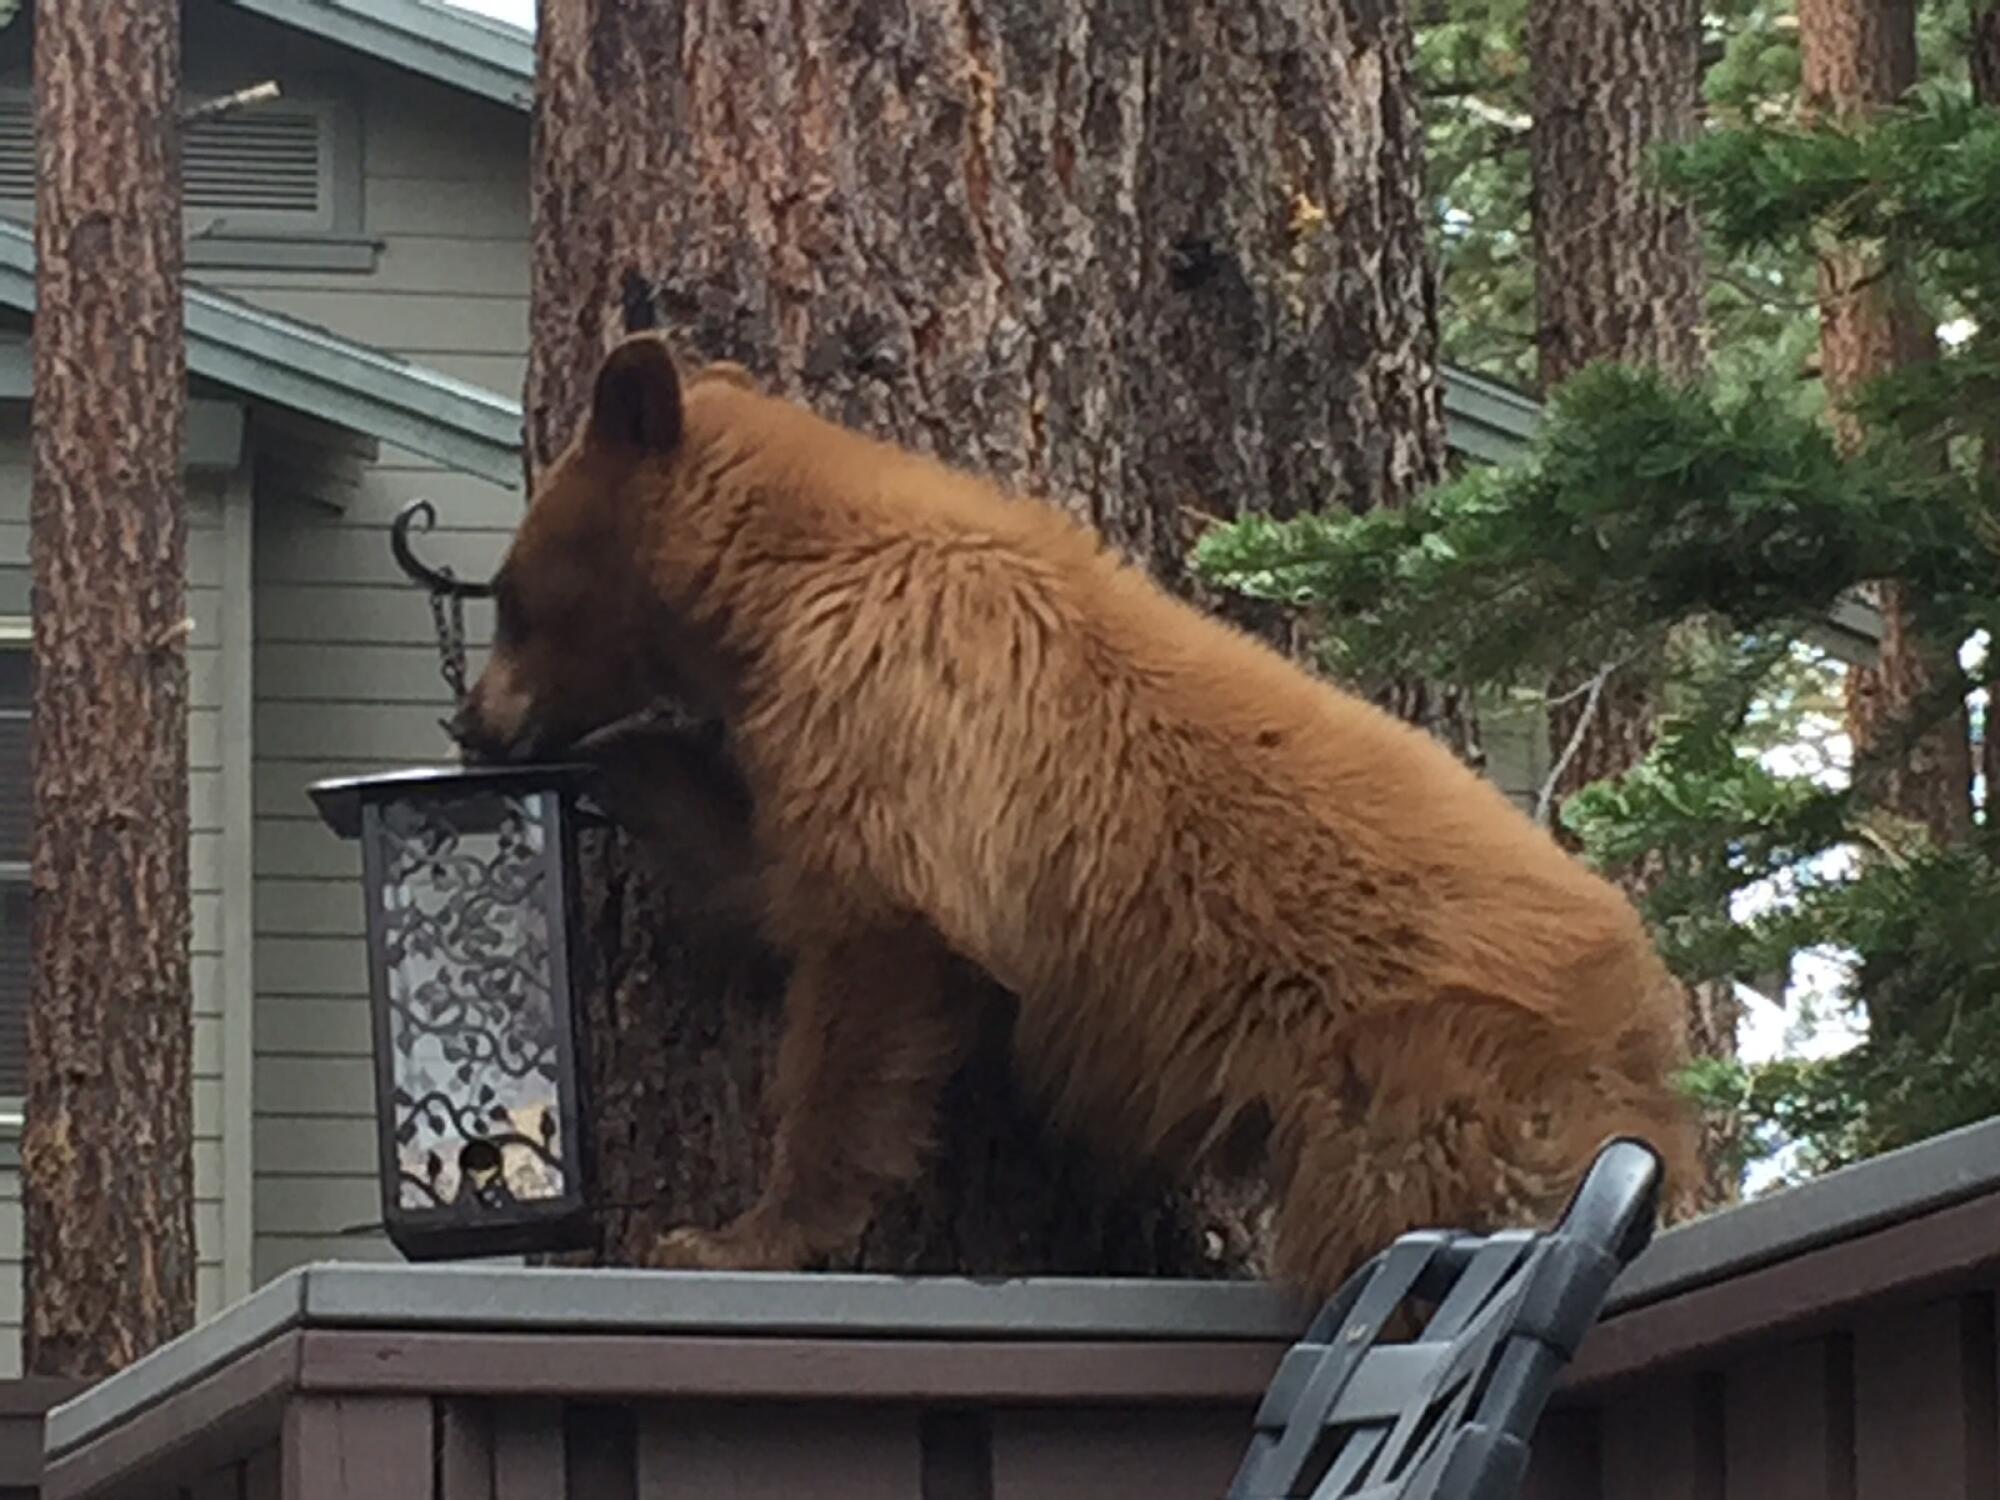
[1977,1,2000,107]
[1799,0,1975,852]
[1529,0,1703,813]
[529,0,1446,1275]
[1529,0,1704,392]
[24,0,196,1377]
[1528,0,1737,1201]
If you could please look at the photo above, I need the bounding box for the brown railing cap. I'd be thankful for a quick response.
[1607,1112,2000,1315]
[46,1267,1312,1459]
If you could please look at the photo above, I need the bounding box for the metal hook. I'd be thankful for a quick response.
[391,498,497,600]
[390,497,492,712]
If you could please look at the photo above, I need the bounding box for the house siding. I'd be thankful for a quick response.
[1485,697,1553,817]
[178,7,532,1280]
[250,462,514,1282]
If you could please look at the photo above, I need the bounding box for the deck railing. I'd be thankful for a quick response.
[18,1113,2000,1498]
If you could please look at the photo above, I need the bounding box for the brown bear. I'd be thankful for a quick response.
[454,331,1703,1298]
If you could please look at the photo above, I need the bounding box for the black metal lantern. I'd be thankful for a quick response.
[310,764,598,1261]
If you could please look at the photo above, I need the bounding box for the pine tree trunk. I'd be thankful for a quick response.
[529,0,1445,1276]
[23,0,196,1377]
[1529,0,1704,392]
[1529,0,1703,811]
[1800,0,1974,852]
[1527,0,1737,1200]
[1977,2,2000,106]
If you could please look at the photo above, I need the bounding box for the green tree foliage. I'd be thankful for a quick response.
[1201,64,2000,1187]
[1198,367,1972,689]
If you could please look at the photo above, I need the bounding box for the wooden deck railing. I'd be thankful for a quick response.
[17,1113,2000,1498]
[1527,1114,2000,1499]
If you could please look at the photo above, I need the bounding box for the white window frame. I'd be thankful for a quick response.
[0,616,26,1138]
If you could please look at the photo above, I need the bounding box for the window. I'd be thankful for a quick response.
[0,85,374,273]
[0,634,25,1103]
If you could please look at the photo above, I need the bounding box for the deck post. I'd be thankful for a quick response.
[281,1395,431,1500]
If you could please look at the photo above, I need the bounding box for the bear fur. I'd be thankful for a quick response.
[456,331,1703,1298]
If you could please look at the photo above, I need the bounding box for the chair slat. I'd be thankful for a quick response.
[1225,1138,1663,1500]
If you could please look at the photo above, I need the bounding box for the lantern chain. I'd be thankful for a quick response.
[429,583,471,707]
[390,497,489,724]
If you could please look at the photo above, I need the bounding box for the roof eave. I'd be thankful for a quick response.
[227,0,535,111]
[1441,365,1541,457]
[185,299,524,486]
[0,222,523,487]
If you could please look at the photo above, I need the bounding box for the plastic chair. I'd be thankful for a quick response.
[1225,1136,1662,1500]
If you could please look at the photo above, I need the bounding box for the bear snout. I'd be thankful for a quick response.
[449,652,552,765]
[447,699,514,765]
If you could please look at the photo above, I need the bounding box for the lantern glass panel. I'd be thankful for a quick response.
[370,786,576,1221]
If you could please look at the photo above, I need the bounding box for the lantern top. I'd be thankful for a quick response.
[308,762,599,840]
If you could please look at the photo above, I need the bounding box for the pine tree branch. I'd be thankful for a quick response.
[178,81,280,127]
[1535,661,1615,828]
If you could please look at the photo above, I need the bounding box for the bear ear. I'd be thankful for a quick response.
[588,334,685,456]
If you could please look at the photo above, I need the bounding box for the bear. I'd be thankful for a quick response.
[453,330,1703,1298]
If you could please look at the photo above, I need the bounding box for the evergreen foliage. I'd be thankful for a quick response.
[1202,17,2000,1186]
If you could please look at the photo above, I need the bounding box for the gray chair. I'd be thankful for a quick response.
[1226,1137,1661,1499]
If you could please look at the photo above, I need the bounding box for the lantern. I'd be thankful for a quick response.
[310,764,597,1261]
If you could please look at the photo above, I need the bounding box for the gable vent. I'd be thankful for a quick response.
[186,112,325,216]
[0,95,328,222]
[0,101,29,201]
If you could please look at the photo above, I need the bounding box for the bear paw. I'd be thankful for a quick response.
[643,1222,807,1273]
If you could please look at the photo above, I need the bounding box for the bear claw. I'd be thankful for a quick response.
[644,1223,805,1273]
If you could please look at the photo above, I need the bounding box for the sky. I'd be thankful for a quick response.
[445,0,536,26]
